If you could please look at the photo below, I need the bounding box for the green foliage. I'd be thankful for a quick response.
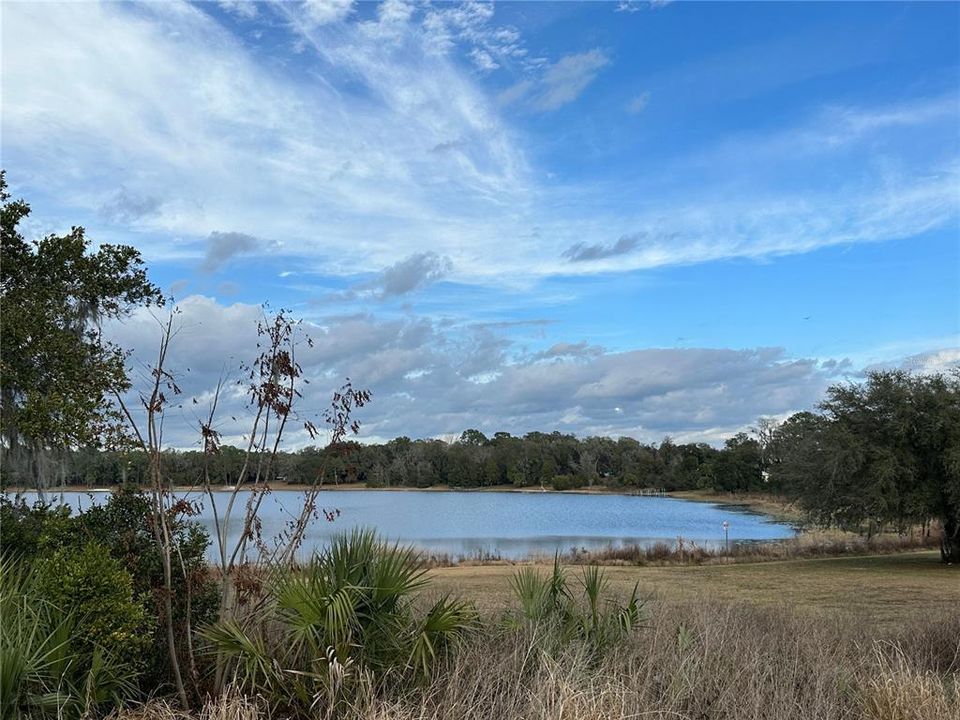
[0,497,71,560]
[0,557,139,719]
[202,529,476,717]
[34,543,152,672]
[771,370,960,562]
[18,428,775,496]
[0,171,163,478]
[711,433,763,492]
[509,556,644,658]
[0,489,218,693]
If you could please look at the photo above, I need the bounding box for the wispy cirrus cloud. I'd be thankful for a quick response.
[3,1,956,288]
[302,0,354,27]
[500,49,610,112]
[563,234,643,262]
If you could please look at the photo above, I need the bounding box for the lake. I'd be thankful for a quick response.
[12,488,796,560]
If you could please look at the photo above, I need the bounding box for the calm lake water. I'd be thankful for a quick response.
[13,488,796,560]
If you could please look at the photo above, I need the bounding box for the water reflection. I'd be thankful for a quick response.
[14,488,796,560]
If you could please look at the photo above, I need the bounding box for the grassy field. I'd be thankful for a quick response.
[428,550,960,628]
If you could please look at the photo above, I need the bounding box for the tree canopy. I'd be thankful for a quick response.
[0,172,163,473]
[770,370,960,563]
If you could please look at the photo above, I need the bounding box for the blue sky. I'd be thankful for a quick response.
[2,1,958,445]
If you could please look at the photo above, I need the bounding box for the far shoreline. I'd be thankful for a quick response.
[3,482,802,523]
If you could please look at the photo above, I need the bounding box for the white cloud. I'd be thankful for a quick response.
[107,296,857,448]
[302,0,353,27]
[218,1,257,20]
[470,48,499,72]
[897,348,960,374]
[2,2,956,288]
[863,346,960,375]
[368,252,453,298]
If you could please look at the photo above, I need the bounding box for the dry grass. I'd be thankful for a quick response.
[112,601,959,720]
[557,528,942,567]
[427,551,960,628]
[668,490,806,523]
[108,691,261,720]
[367,603,959,720]
[108,549,960,720]
[418,526,943,571]
[862,645,960,720]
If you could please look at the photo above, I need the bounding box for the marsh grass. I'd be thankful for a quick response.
[558,528,942,567]
[417,528,942,570]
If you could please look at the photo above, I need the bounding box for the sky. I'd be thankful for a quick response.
[2,0,959,447]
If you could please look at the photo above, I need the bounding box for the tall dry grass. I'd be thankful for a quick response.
[418,528,943,569]
[111,599,960,720]
[560,528,943,568]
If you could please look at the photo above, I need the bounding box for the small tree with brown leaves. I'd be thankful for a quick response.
[116,306,370,702]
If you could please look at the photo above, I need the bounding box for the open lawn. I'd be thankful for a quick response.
[428,550,959,628]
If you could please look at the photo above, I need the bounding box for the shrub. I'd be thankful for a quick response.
[509,557,643,658]
[0,496,70,560]
[202,529,476,717]
[550,474,583,491]
[0,557,139,720]
[3,487,219,693]
[34,543,152,674]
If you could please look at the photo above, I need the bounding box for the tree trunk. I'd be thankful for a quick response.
[941,514,959,564]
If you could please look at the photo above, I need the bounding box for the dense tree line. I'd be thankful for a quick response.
[0,429,769,494]
[7,370,957,561]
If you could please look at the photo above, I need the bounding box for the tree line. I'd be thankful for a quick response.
[0,427,772,494]
[6,370,957,561]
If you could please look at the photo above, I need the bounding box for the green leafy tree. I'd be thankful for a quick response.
[0,172,162,484]
[710,433,763,492]
[771,371,960,563]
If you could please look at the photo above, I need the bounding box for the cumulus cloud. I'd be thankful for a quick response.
[200,231,259,273]
[106,296,852,448]
[563,233,643,262]
[501,49,610,112]
[531,341,604,360]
